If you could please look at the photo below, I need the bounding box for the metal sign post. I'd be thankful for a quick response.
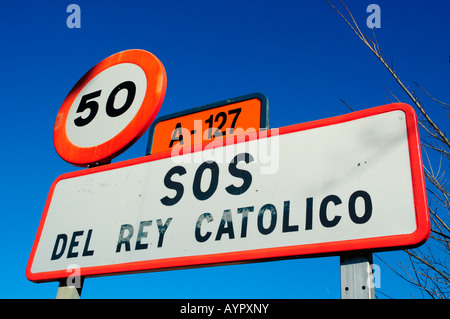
[340,252,375,299]
[56,277,84,299]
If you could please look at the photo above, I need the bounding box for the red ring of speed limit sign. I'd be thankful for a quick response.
[53,49,167,167]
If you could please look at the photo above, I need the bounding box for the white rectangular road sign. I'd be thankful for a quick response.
[27,103,429,282]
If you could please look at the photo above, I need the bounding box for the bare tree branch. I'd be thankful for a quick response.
[339,99,354,112]
[326,0,450,299]
[325,0,450,149]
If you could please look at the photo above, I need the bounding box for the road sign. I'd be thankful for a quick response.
[53,49,167,167]
[27,103,429,282]
[146,93,269,155]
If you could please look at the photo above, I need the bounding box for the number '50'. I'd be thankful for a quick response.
[74,81,136,127]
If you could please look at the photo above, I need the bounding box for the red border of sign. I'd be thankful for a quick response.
[27,103,429,282]
[53,49,167,167]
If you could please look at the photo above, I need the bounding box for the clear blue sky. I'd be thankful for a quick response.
[1,0,448,299]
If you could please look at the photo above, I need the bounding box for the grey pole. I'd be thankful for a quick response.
[340,252,375,299]
[56,277,84,299]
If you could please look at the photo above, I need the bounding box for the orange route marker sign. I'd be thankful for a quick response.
[146,93,269,155]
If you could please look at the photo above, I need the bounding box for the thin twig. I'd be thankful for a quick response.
[339,99,354,112]
[414,82,450,109]
[325,0,450,148]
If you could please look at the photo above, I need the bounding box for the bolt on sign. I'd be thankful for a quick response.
[146,93,269,155]
[27,103,429,282]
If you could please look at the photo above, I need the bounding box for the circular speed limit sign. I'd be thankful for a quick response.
[54,49,167,166]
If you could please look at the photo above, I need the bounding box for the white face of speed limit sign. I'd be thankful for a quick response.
[53,49,167,166]
[66,63,147,148]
